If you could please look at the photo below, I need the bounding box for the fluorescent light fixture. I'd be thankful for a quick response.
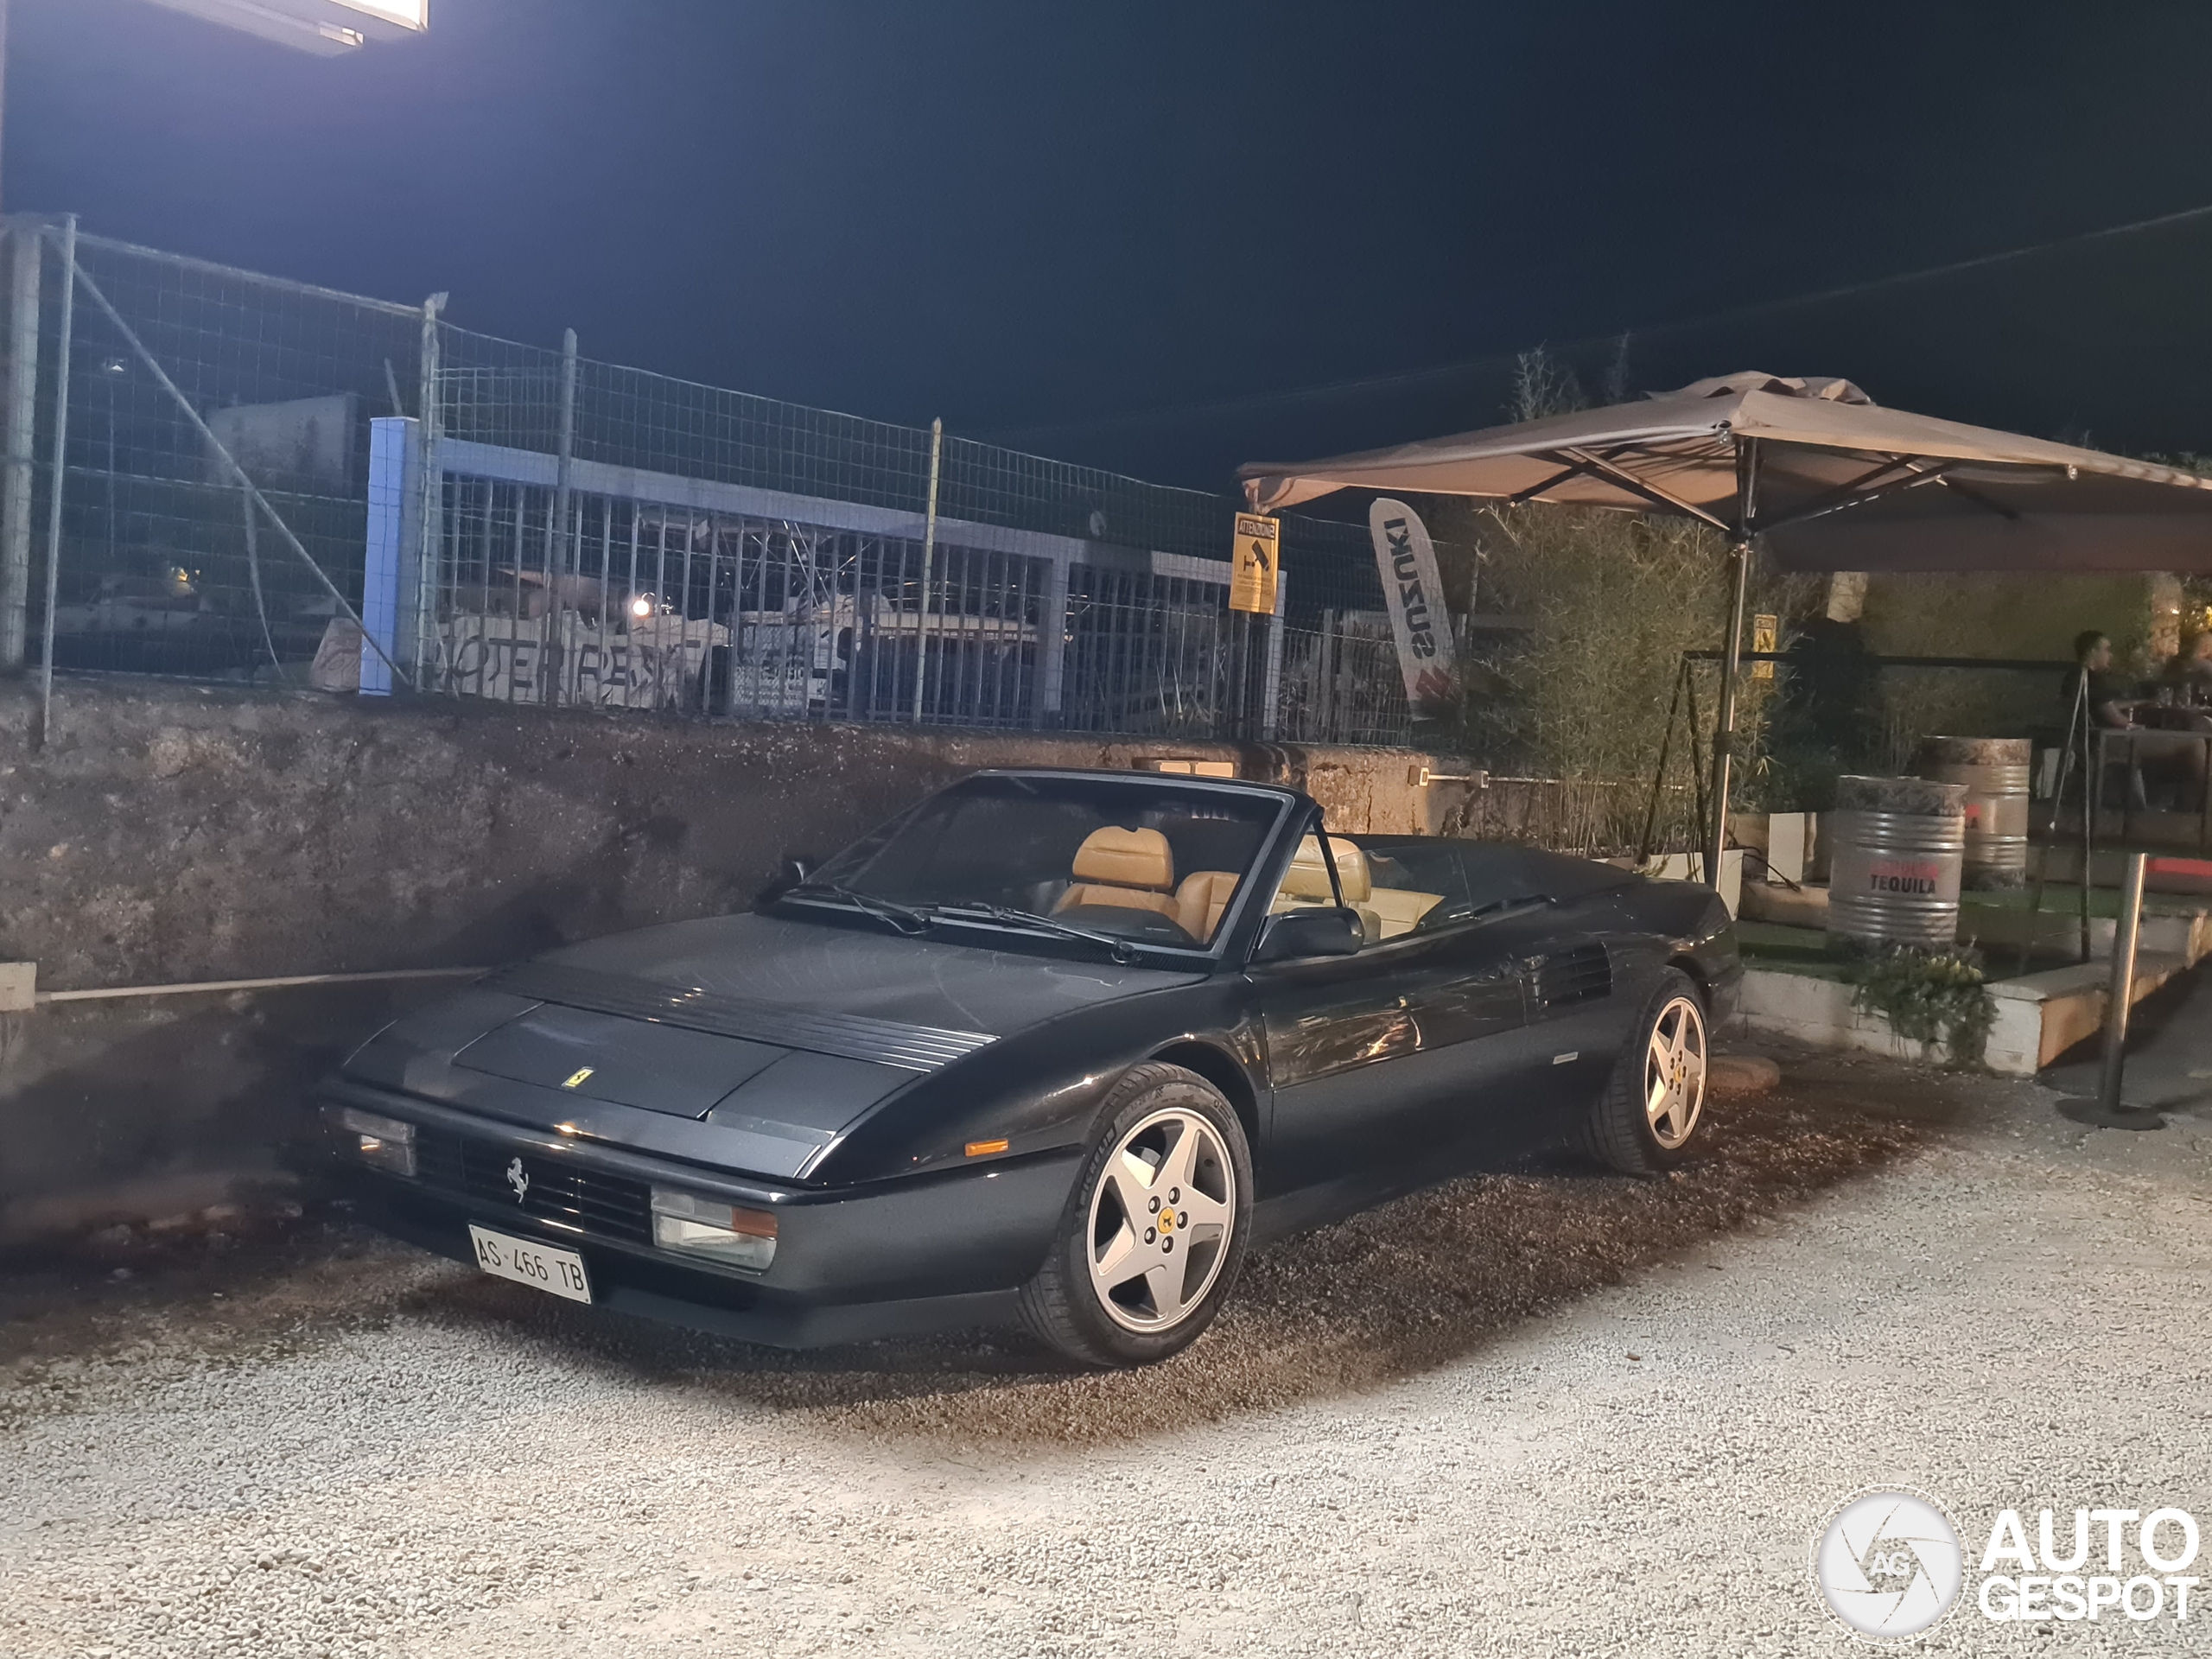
[331,0,427,29]
[139,0,426,54]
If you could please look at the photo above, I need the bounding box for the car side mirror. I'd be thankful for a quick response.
[1250,906,1363,963]
[754,855,817,908]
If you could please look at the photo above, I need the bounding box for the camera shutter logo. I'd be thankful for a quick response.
[1814,1491,1965,1639]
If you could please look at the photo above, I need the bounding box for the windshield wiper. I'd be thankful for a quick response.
[925,901,1145,965]
[781,881,932,936]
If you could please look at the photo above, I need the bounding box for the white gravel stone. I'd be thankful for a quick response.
[3,1063,2208,1656]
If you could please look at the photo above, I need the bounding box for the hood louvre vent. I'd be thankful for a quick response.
[490,963,996,1072]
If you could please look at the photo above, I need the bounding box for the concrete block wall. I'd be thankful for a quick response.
[0,678,1515,1240]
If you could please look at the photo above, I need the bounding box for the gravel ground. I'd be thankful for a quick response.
[3,1051,2209,1657]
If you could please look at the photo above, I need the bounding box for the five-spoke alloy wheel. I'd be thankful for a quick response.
[1020,1064,1253,1366]
[1579,966,1711,1173]
[1643,993,1707,1151]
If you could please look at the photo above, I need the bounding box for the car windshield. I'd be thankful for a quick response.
[785,774,1286,953]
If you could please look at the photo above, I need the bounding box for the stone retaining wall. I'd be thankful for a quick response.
[2,679,1535,1239]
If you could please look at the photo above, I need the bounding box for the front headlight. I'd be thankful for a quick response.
[337,1106,416,1178]
[650,1186,778,1273]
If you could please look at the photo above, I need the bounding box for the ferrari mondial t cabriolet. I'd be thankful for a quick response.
[317,767,1738,1366]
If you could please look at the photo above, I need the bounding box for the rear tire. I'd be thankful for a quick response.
[1577,968,1710,1174]
[1017,1063,1253,1367]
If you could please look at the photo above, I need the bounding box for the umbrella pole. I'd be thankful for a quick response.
[1702,537,1751,887]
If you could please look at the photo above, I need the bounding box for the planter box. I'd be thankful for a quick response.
[1734,953,2190,1076]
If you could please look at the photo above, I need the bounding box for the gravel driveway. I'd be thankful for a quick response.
[4,1051,2209,1657]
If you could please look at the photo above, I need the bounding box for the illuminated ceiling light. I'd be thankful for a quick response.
[138,0,426,54]
[331,0,426,26]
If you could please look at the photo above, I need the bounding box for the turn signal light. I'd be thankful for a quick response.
[964,1138,1009,1158]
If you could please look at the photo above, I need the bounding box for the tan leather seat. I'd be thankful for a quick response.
[1173,870,1242,943]
[1366,887,1444,939]
[1276,836,1372,903]
[1055,826,1180,925]
[1272,836,1380,944]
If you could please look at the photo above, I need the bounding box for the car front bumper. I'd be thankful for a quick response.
[319,1081,1079,1348]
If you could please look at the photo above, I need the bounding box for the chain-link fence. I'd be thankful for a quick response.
[1,218,1418,743]
[1,225,422,687]
[0,219,1415,747]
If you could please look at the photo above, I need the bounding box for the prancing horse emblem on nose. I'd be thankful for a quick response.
[505,1156,530,1202]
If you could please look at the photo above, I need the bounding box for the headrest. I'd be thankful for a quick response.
[1283,836,1370,902]
[1071,826,1173,892]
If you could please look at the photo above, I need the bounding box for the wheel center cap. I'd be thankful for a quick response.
[1159,1208,1177,1233]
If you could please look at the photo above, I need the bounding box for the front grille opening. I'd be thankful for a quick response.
[412,1129,652,1243]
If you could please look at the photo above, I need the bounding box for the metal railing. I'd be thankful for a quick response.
[2,218,1418,747]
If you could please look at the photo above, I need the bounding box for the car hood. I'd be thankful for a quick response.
[544,911,1197,1035]
[342,912,1204,1179]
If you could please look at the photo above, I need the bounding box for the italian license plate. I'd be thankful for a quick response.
[467,1224,593,1304]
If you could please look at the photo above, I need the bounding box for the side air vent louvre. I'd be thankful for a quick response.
[1529,943,1612,1010]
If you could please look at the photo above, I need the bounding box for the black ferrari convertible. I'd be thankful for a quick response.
[318,767,1738,1366]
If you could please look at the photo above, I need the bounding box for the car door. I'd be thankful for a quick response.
[1251,881,1527,1192]
[1251,942,1427,1197]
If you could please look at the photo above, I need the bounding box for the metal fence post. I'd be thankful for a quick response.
[554,327,576,582]
[1033,550,1069,728]
[910,416,941,722]
[1258,569,1288,741]
[34,216,74,744]
[535,327,578,707]
[411,291,446,688]
[361,416,420,696]
[0,219,38,671]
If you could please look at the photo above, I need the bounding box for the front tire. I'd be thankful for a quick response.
[1018,1063,1253,1367]
[1578,968,1710,1173]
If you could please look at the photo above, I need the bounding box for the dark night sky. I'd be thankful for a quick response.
[16,0,2212,490]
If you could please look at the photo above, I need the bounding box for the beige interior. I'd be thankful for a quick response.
[1055,826,1180,925]
[1172,869,1242,943]
[1364,886,1445,937]
[1050,826,1441,949]
[1267,836,1441,944]
[1278,836,1371,901]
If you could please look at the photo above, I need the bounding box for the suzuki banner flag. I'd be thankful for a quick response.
[1367,498,1455,718]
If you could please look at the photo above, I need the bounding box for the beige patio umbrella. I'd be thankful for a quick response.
[1239,371,2212,879]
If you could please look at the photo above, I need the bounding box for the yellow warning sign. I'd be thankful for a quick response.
[1231,513,1280,614]
[1751,613,1778,680]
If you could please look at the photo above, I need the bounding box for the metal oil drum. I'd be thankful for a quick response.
[1827,775,1967,949]
[1916,735,2031,889]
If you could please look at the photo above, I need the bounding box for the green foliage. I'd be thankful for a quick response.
[1844,944,1997,1068]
